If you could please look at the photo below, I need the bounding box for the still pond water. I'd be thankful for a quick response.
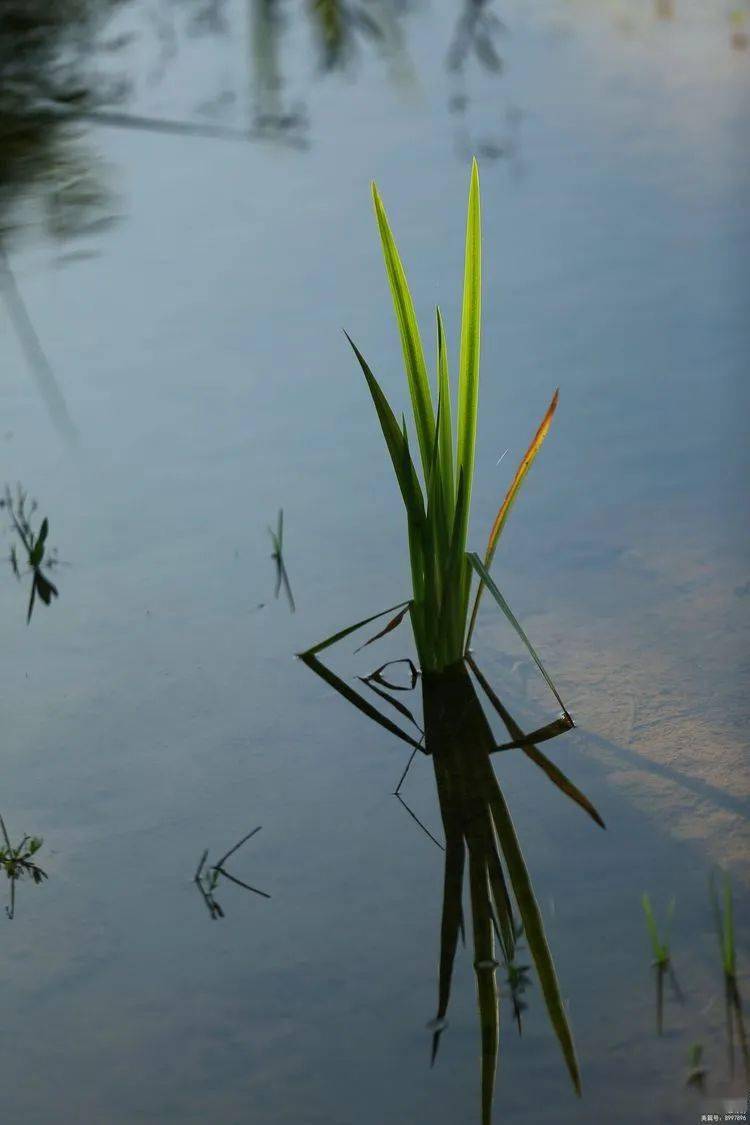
[1,1,749,1122]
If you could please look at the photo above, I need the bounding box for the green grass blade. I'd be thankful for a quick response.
[642,893,665,961]
[436,307,455,519]
[354,603,411,654]
[484,762,581,1094]
[437,469,468,658]
[456,158,481,550]
[299,600,412,657]
[426,391,448,572]
[371,182,435,476]
[665,897,676,948]
[467,553,570,718]
[345,332,426,525]
[401,417,433,662]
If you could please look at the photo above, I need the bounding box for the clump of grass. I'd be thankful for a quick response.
[0,813,47,919]
[711,870,748,1079]
[346,159,559,674]
[642,892,675,1035]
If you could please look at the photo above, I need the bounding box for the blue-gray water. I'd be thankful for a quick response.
[1,1,748,1121]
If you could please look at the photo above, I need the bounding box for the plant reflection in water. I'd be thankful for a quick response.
[1,485,64,624]
[194,826,270,920]
[300,611,605,1123]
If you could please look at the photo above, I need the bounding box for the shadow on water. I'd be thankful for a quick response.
[299,610,606,1123]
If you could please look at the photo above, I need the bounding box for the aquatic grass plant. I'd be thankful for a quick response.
[0,813,47,920]
[710,870,748,1079]
[298,159,604,1120]
[685,1042,707,1093]
[641,892,676,1035]
[642,892,674,969]
[344,159,562,681]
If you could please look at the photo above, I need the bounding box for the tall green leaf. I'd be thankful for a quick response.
[436,307,455,521]
[345,332,426,527]
[456,158,481,551]
[371,183,435,477]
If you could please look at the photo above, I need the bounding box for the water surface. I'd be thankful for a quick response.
[1,1,748,1121]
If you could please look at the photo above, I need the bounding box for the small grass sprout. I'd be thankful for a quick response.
[685,1042,707,1092]
[345,159,560,674]
[710,869,748,1079]
[642,892,674,968]
[0,813,48,919]
[642,892,676,1035]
